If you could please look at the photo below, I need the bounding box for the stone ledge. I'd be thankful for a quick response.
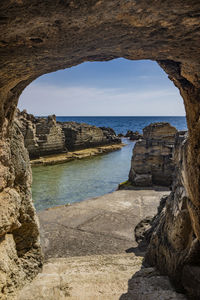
[30,143,125,166]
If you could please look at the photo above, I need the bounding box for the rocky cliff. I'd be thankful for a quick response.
[129,123,177,187]
[0,120,42,299]
[16,110,66,158]
[62,122,120,151]
[133,131,200,299]
[16,110,121,158]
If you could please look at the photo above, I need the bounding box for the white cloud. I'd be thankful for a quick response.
[18,82,185,116]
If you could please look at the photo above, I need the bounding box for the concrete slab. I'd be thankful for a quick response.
[38,189,170,259]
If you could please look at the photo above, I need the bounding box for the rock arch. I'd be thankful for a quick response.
[0,0,200,298]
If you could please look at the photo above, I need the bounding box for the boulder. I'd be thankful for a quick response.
[125,130,143,140]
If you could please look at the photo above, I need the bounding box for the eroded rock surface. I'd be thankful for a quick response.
[0,121,42,300]
[16,110,66,158]
[0,1,200,298]
[129,122,177,187]
[62,122,120,151]
[16,110,121,159]
[139,131,200,299]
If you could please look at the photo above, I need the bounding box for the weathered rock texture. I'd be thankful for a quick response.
[62,122,120,151]
[0,121,42,300]
[135,131,200,299]
[16,110,120,159]
[16,110,66,158]
[129,122,177,187]
[0,0,200,298]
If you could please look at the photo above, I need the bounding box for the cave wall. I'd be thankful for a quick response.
[0,121,42,299]
[0,0,200,298]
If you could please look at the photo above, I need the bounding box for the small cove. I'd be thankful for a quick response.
[32,116,187,211]
[32,138,134,211]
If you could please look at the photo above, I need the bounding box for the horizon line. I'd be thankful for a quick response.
[35,115,186,117]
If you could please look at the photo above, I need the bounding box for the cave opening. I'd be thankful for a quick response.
[1,1,200,298]
[17,58,186,212]
[14,59,189,299]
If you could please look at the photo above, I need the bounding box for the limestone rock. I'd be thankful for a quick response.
[16,110,121,156]
[62,122,120,151]
[129,122,177,187]
[16,110,66,158]
[143,131,200,299]
[0,121,42,300]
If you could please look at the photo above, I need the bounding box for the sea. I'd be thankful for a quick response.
[32,116,187,211]
[56,116,187,135]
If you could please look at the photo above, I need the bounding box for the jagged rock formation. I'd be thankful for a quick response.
[144,131,199,295]
[16,110,120,158]
[0,120,42,299]
[16,110,66,158]
[0,1,200,299]
[62,122,120,151]
[133,131,200,299]
[129,122,177,187]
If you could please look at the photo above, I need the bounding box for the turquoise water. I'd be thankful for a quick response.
[32,116,187,211]
[32,138,134,211]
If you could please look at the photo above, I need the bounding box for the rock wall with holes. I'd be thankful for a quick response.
[129,122,178,187]
[0,1,200,299]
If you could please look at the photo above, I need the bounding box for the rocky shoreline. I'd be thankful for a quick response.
[15,109,122,162]
[31,143,125,166]
[12,119,191,300]
[9,114,191,299]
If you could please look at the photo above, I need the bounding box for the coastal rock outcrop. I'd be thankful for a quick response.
[16,110,121,158]
[125,130,143,141]
[16,110,66,158]
[133,131,200,299]
[62,122,120,151]
[129,123,177,187]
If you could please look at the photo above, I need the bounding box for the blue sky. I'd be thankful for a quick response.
[18,58,185,116]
